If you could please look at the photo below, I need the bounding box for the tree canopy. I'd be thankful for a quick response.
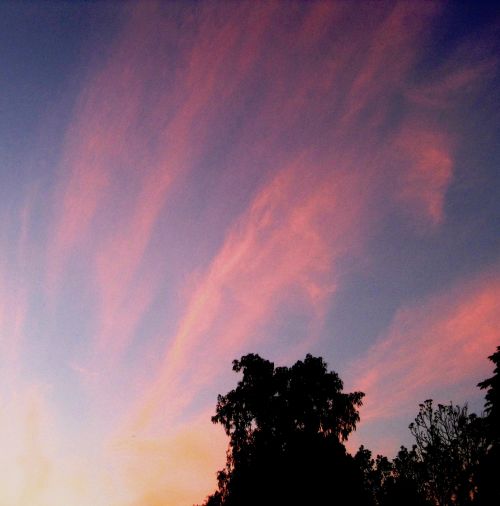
[199,345,500,506]
[478,346,500,443]
[408,400,487,505]
[476,346,500,505]
[201,353,369,505]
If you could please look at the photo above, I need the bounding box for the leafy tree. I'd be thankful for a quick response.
[383,445,431,506]
[200,353,370,505]
[407,400,487,505]
[355,445,394,505]
[355,444,431,506]
[476,346,500,505]
[478,346,500,443]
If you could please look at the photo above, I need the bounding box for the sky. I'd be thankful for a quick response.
[0,1,499,504]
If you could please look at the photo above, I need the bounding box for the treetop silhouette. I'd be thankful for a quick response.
[201,353,369,505]
[478,345,500,443]
[199,345,500,506]
[476,346,500,505]
[213,353,364,443]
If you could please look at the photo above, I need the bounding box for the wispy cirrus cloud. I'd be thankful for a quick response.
[391,124,454,226]
[127,160,371,433]
[349,268,500,425]
[48,2,281,363]
[95,4,479,500]
[339,2,439,127]
[406,32,498,110]
[0,187,38,368]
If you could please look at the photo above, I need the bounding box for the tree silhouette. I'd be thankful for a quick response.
[355,443,433,506]
[383,445,431,506]
[197,346,500,505]
[404,400,487,505]
[478,346,500,443]
[355,445,395,505]
[476,346,500,505]
[200,353,370,505]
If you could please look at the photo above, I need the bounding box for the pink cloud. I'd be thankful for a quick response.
[407,61,497,109]
[349,268,500,423]
[125,158,373,433]
[47,5,161,283]
[0,189,37,367]
[406,32,498,110]
[96,3,472,439]
[298,2,345,45]
[392,125,453,225]
[48,2,282,364]
[340,2,439,127]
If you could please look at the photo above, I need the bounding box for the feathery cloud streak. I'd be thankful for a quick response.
[350,270,500,423]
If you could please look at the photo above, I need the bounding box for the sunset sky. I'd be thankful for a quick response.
[1,1,499,504]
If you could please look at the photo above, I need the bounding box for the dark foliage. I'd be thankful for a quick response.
[384,445,431,506]
[476,346,500,505]
[200,353,369,505]
[478,346,500,442]
[355,445,396,505]
[355,443,432,506]
[198,345,500,506]
[407,400,487,505]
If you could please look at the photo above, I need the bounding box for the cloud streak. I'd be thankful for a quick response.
[392,124,453,226]
[349,269,500,424]
[128,160,371,433]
